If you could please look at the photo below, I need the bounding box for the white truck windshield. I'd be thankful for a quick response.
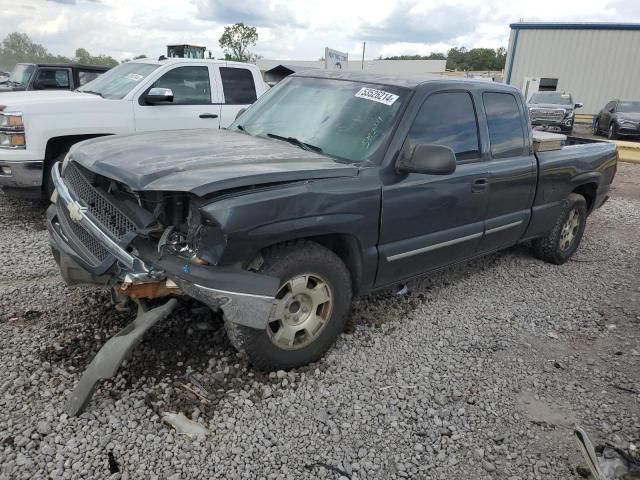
[76,62,159,99]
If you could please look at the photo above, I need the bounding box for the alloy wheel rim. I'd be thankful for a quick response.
[267,274,333,350]
[559,208,580,251]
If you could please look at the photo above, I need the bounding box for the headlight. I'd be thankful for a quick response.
[0,132,25,147]
[0,112,25,149]
[0,113,23,129]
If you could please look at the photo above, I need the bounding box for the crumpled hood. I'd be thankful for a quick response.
[69,129,359,197]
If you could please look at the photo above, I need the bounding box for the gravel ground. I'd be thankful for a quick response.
[1,164,639,480]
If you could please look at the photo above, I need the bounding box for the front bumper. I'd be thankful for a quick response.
[47,162,279,330]
[0,159,44,198]
[616,124,640,137]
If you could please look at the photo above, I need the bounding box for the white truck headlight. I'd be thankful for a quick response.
[0,112,25,149]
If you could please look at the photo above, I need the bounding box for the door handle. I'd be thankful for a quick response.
[199,113,219,119]
[472,178,489,193]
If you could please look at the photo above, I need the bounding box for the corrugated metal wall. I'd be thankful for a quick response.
[506,28,640,114]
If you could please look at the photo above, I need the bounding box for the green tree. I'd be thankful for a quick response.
[0,32,65,69]
[0,32,120,70]
[219,23,258,62]
[74,47,118,67]
[445,47,506,71]
[384,53,446,60]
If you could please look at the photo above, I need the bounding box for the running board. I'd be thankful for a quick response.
[66,299,178,416]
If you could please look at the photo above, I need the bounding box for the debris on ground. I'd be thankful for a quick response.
[161,412,209,438]
[575,426,640,479]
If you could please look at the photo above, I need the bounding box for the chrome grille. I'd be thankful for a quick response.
[58,199,110,264]
[529,108,565,123]
[63,162,136,241]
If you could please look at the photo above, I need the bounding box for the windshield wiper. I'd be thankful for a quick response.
[266,133,323,153]
[78,89,103,97]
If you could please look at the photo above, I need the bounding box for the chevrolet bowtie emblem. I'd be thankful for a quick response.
[67,201,87,224]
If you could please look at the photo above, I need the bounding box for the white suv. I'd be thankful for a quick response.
[0,58,268,199]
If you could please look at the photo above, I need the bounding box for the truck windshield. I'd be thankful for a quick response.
[617,101,640,113]
[231,76,408,163]
[529,93,572,105]
[76,62,159,99]
[8,64,36,88]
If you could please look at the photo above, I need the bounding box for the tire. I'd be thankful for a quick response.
[532,193,587,265]
[43,152,67,200]
[225,241,352,371]
[593,119,600,136]
[608,123,619,140]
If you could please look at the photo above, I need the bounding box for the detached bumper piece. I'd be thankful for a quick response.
[67,299,178,416]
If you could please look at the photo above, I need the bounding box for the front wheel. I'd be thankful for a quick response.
[608,123,619,140]
[225,241,352,371]
[43,152,67,200]
[532,193,587,265]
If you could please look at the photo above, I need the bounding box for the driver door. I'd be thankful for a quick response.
[376,90,489,286]
[133,65,222,131]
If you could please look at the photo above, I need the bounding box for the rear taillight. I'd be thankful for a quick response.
[0,106,5,112]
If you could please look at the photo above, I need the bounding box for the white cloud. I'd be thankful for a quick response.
[0,0,639,62]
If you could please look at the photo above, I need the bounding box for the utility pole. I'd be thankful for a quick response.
[361,42,366,70]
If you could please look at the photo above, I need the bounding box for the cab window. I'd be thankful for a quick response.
[407,91,481,162]
[220,67,257,105]
[150,66,211,105]
[33,69,70,90]
[483,92,526,159]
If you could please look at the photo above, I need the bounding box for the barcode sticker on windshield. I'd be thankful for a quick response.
[126,73,143,82]
[355,87,399,106]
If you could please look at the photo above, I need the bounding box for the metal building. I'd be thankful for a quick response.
[505,23,640,114]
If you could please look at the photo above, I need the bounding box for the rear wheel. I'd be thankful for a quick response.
[225,241,352,371]
[593,119,600,136]
[532,193,587,265]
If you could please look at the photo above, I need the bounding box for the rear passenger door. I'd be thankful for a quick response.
[134,65,221,131]
[377,90,490,286]
[216,66,259,127]
[477,91,536,253]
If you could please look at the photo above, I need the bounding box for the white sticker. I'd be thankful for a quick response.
[126,73,143,82]
[355,87,399,106]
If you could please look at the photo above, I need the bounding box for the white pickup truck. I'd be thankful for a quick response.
[0,58,268,199]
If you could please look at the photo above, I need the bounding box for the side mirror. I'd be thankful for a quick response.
[574,102,583,109]
[397,144,457,175]
[235,108,247,120]
[145,87,174,104]
[608,106,615,113]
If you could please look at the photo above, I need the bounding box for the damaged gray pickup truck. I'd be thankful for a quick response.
[47,71,617,414]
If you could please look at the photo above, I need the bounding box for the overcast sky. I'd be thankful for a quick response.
[1,0,639,61]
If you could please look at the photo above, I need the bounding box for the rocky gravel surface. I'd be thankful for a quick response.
[1,163,639,480]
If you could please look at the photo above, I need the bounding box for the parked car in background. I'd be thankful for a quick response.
[0,63,109,93]
[0,58,268,199]
[46,72,618,414]
[593,99,640,139]
[527,91,583,134]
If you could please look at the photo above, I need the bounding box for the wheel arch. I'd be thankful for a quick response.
[572,182,598,213]
[44,134,112,172]
[258,234,366,296]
